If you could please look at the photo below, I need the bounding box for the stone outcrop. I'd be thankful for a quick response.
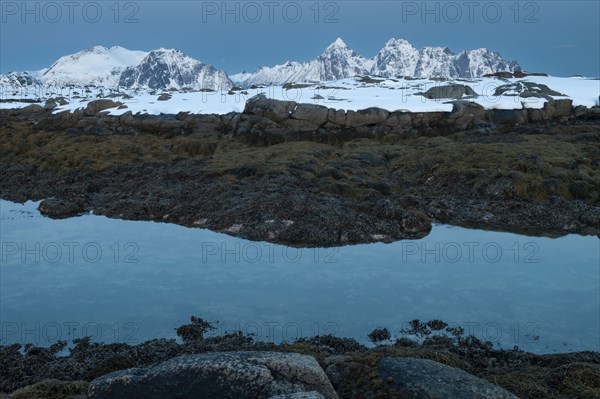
[291,103,329,125]
[8,94,598,140]
[87,352,338,399]
[378,357,519,399]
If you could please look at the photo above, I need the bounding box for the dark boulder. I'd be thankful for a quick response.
[84,100,121,116]
[420,84,477,100]
[18,104,45,114]
[38,198,85,219]
[378,357,518,399]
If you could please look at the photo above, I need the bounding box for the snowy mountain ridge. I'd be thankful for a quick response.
[232,37,521,86]
[1,38,520,92]
[231,38,374,86]
[41,45,148,87]
[0,72,44,93]
[2,46,231,92]
[119,48,233,90]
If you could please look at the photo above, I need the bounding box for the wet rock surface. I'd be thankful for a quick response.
[88,352,338,399]
[378,357,518,399]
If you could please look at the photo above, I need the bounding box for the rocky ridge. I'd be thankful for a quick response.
[21,92,595,140]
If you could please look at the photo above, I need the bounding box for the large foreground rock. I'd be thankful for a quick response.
[378,357,518,399]
[88,351,338,399]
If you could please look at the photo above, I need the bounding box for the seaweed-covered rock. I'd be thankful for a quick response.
[38,198,85,219]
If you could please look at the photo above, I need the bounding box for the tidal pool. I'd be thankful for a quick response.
[0,200,598,353]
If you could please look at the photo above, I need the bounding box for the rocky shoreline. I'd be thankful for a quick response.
[1,98,599,398]
[1,317,599,398]
[1,95,599,245]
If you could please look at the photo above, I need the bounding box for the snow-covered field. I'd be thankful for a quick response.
[1,75,598,116]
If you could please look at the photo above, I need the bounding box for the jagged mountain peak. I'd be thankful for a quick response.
[138,48,200,69]
[321,38,356,58]
[119,48,232,90]
[319,38,365,60]
[371,38,420,78]
[373,39,518,78]
[383,38,413,47]
[326,37,348,50]
[231,38,372,86]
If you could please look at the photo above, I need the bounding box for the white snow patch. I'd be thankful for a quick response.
[1,76,598,115]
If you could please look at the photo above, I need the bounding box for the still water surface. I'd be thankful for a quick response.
[1,200,598,353]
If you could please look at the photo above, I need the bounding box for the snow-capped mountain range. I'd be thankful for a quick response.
[1,46,233,92]
[0,38,520,92]
[231,38,375,86]
[232,38,520,86]
[369,39,519,79]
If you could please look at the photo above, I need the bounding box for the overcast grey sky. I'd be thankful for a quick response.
[1,1,599,76]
